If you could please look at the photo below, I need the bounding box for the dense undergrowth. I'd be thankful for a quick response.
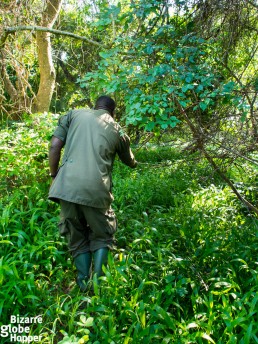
[0,114,257,343]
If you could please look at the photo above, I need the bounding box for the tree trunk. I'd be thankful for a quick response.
[32,0,63,113]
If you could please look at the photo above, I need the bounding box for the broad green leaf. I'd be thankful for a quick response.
[199,102,208,111]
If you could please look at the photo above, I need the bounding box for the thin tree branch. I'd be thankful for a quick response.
[1,25,104,48]
[210,139,258,166]
[201,147,258,215]
[174,96,258,215]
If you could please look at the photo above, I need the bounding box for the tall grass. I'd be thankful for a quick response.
[0,114,257,343]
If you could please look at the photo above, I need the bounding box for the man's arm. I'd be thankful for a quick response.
[49,136,65,178]
[117,134,137,168]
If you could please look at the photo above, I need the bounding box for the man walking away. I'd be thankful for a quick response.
[48,95,137,291]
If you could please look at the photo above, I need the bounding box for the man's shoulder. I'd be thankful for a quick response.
[69,108,99,123]
[72,108,93,116]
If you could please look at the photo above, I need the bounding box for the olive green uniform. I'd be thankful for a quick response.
[49,108,136,256]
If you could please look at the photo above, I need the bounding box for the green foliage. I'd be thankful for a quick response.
[0,114,257,343]
[78,2,252,134]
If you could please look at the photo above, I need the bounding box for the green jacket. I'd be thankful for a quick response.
[48,108,136,208]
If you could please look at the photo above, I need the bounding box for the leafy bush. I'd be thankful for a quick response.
[0,114,257,343]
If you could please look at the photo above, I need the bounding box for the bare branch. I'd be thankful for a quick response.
[174,95,258,215]
[201,147,258,215]
[1,25,104,48]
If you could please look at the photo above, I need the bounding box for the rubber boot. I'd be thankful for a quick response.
[74,252,92,292]
[93,247,109,280]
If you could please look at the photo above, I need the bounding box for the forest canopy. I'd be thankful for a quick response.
[1,0,257,120]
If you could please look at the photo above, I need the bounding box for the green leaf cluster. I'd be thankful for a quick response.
[78,3,251,134]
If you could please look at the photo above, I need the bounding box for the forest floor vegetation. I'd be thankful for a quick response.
[0,114,257,343]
